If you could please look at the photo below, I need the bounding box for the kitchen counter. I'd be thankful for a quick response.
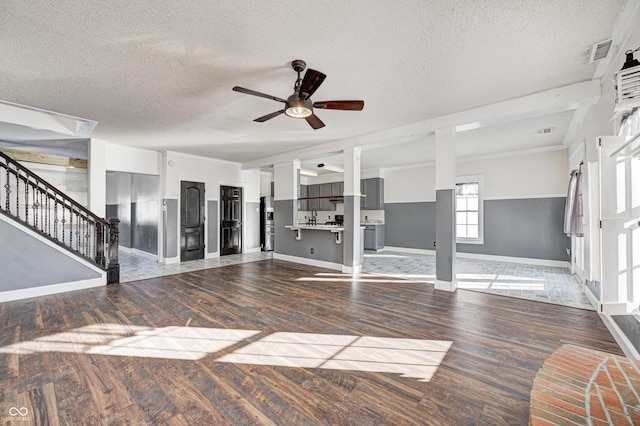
[287,224,345,231]
[285,224,366,245]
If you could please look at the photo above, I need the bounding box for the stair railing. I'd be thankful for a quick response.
[0,151,119,283]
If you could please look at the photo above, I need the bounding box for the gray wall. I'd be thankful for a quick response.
[163,199,178,258]
[207,200,218,254]
[106,172,132,247]
[0,218,101,292]
[385,197,570,261]
[274,199,343,265]
[246,201,260,250]
[385,202,436,249]
[106,172,159,255]
[132,174,159,255]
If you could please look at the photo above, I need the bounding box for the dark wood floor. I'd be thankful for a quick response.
[0,259,622,425]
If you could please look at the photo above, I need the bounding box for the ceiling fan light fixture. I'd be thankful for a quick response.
[285,97,313,118]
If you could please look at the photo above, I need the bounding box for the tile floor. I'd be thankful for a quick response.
[118,250,273,282]
[362,250,594,310]
[118,248,593,311]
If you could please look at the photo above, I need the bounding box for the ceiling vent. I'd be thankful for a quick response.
[589,39,613,63]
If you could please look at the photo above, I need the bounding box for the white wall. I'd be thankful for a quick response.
[162,151,262,259]
[260,171,272,198]
[23,162,88,206]
[566,7,640,316]
[384,148,568,203]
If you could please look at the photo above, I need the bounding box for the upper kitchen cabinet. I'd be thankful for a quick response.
[331,182,344,199]
[319,183,333,211]
[299,185,308,211]
[361,178,384,210]
[307,184,320,211]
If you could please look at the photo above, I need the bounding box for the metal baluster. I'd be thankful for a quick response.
[96,222,105,267]
[69,204,73,251]
[2,165,7,213]
[15,171,20,219]
[45,191,50,236]
[53,198,58,240]
[32,180,38,229]
[62,203,66,244]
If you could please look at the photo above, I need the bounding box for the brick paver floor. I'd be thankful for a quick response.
[530,344,640,425]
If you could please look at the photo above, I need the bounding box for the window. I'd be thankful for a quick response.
[455,178,483,244]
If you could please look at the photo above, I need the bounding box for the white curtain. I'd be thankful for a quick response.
[564,167,583,237]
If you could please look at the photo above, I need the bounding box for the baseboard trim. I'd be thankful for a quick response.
[131,248,157,259]
[600,314,640,360]
[273,253,342,271]
[383,246,436,256]
[584,285,600,311]
[0,278,105,303]
[455,252,569,268]
[435,279,458,292]
[601,302,637,316]
[382,246,569,268]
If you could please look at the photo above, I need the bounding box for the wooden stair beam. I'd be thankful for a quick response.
[0,147,88,169]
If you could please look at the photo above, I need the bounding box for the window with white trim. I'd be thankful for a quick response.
[455,178,483,244]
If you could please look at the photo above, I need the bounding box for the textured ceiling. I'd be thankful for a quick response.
[0,0,631,169]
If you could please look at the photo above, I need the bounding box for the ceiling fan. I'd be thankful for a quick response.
[232,60,364,130]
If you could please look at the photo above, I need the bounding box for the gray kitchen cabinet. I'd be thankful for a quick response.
[363,224,385,250]
[319,183,333,211]
[299,185,308,211]
[307,184,320,211]
[332,182,343,210]
[361,178,384,210]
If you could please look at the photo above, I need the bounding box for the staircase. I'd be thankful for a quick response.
[0,150,119,284]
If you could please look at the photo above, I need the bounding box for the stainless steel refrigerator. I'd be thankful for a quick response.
[260,196,274,251]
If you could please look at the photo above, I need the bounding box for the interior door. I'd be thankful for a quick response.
[180,181,205,261]
[221,186,242,255]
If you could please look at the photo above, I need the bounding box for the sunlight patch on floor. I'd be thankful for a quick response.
[0,324,452,382]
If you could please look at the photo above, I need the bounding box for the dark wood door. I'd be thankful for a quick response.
[180,181,205,261]
[220,186,242,255]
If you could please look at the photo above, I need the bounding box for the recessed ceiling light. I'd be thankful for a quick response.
[317,163,344,173]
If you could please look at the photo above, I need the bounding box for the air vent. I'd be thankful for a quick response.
[589,39,613,63]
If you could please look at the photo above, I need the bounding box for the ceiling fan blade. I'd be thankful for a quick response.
[313,100,364,111]
[254,110,285,122]
[299,69,326,100]
[232,86,286,103]
[305,114,325,130]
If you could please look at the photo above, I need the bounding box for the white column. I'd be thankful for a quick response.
[88,138,107,217]
[342,147,362,273]
[273,160,301,222]
[434,127,457,291]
